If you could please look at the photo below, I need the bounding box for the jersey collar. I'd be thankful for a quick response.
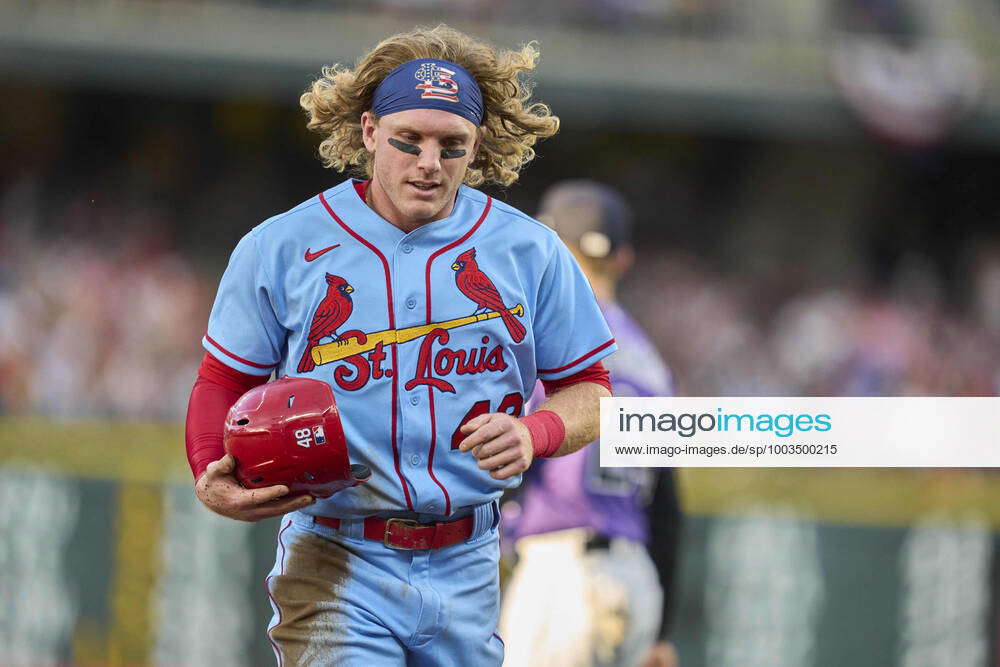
[321,179,489,253]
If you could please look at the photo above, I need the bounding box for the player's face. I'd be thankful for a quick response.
[362,109,480,232]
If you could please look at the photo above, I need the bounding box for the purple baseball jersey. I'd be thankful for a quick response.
[507,301,673,544]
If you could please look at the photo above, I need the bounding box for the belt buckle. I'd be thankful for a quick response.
[384,517,422,550]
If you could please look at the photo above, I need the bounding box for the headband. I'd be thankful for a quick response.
[371,59,484,126]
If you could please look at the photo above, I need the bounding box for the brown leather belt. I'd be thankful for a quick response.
[314,515,475,550]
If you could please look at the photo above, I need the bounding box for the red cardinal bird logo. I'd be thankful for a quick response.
[452,248,526,343]
[297,273,355,373]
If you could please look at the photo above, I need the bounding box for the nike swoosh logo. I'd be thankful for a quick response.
[304,244,341,262]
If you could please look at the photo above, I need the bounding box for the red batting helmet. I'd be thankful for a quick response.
[223,376,370,498]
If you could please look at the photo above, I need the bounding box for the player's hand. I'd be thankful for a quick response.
[639,641,679,667]
[194,454,314,522]
[457,412,533,480]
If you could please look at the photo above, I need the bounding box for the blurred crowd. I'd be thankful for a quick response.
[0,90,215,419]
[3,207,998,422]
[626,251,1000,397]
[0,89,312,421]
[0,235,209,420]
[1,86,998,421]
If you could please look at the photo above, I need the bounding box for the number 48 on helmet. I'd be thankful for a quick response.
[223,376,371,498]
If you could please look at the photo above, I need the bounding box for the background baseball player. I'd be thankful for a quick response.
[184,25,616,665]
[500,181,683,667]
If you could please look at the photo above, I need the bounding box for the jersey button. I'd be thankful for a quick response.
[406,297,417,309]
[402,244,413,254]
[409,454,421,466]
[409,394,420,405]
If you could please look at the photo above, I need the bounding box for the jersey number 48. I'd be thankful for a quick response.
[450,392,524,449]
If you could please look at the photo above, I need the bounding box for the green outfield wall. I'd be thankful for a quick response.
[1,417,996,666]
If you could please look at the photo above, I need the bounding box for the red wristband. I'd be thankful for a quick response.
[520,410,566,458]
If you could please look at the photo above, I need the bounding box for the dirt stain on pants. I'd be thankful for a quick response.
[267,531,353,665]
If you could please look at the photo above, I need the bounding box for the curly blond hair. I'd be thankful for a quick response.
[300,25,560,187]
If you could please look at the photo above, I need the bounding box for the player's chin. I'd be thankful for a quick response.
[402,198,448,222]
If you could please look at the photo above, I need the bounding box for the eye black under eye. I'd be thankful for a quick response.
[441,148,467,159]
[388,138,421,155]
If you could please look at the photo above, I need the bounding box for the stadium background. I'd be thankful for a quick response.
[1,1,999,665]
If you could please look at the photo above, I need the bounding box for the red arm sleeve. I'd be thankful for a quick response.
[540,360,611,395]
[185,352,270,480]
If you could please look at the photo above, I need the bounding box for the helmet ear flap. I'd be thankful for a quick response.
[223,377,367,498]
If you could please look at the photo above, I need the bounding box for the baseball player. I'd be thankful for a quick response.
[499,181,683,667]
[184,26,616,665]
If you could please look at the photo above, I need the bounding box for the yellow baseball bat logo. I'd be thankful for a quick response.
[311,304,524,366]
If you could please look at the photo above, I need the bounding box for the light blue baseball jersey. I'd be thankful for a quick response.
[204,179,616,518]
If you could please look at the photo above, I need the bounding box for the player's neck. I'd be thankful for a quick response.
[365,178,456,234]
